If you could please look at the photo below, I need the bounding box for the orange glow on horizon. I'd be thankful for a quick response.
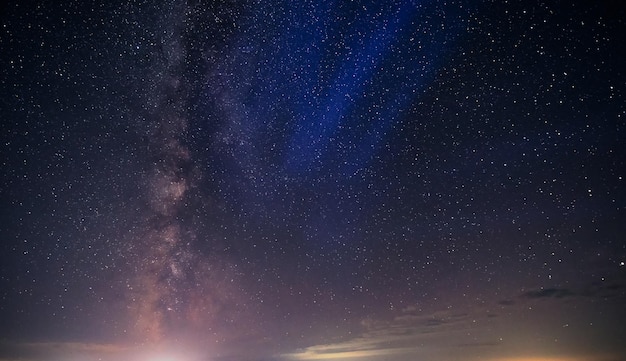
[489,355,618,361]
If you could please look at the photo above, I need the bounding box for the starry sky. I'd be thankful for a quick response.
[1,1,625,361]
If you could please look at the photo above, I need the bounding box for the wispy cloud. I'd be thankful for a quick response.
[286,345,415,360]
[522,287,575,299]
[0,340,133,361]
[513,280,625,303]
[284,308,494,360]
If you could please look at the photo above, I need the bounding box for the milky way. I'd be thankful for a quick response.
[1,1,625,361]
[123,0,252,347]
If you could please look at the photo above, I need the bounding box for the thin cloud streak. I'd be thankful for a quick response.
[286,346,416,360]
[285,308,483,360]
[0,341,135,361]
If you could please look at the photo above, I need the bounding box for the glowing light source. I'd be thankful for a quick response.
[142,350,185,361]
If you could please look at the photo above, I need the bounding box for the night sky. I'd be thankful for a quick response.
[1,1,626,361]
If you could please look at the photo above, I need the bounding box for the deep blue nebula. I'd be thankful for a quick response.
[206,1,470,235]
